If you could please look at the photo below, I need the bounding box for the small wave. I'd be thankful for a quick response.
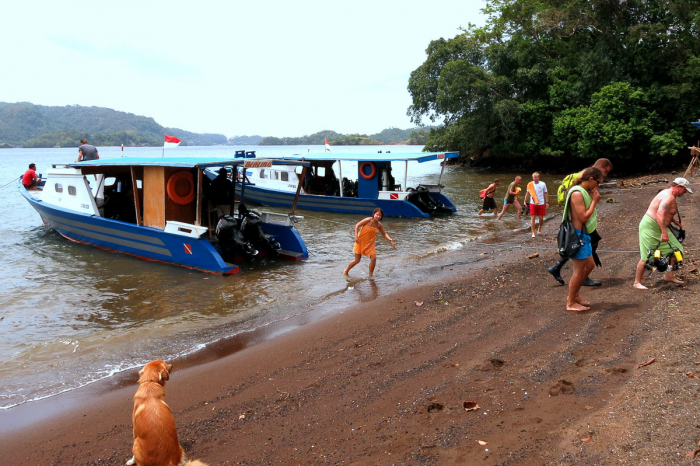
[410,238,472,259]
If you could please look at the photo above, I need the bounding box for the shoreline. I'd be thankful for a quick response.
[3,175,699,465]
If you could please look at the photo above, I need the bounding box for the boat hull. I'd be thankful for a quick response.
[237,184,456,218]
[20,187,238,274]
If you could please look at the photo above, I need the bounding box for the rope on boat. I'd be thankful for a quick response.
[0,178,18,189]
[300,213,642,254]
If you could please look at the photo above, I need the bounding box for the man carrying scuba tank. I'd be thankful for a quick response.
[633,178,692,289]
[548,158,613,286]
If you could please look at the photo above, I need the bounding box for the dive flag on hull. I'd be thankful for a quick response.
[164,135,182,148]
[325,138,331,152]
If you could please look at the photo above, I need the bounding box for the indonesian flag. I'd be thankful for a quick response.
[325,138,331,152]
[164,135,182,148]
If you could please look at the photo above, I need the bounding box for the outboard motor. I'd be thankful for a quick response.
[238,204,281,258]
[416,185,452,213]
[405,187,435,214]
[405,186,451,214]
[216,215,258,262]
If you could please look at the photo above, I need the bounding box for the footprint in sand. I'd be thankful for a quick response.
[549,379,576,396]
[479,358,506,371]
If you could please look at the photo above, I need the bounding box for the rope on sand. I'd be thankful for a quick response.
[302,213,642,254]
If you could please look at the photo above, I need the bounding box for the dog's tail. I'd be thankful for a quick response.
[185,461,209,466]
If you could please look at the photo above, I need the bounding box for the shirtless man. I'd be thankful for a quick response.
[497,176,522,220]
[633,178,692,289]
[478,179,500,216]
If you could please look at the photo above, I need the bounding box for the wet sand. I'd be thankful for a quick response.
[3,174,700,465]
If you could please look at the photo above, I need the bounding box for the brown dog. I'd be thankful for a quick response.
[126,360,207,466]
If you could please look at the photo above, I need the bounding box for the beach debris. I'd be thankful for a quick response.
[687,372,698,379]
[463,401,480,412]
[527,253,539,259]
[239,414,246,420]
[637,357,656,369]
[686,440,700,458]
[606,198,615,203]
[478,440,488,446]
[581,438,592,443]
[415,301,424,307]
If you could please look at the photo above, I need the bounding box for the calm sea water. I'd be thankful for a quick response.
[0,145,563,409]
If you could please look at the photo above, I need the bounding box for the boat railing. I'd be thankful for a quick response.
[259,212,303,227]
[418,183,445,193]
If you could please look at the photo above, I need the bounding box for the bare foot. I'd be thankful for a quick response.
[664,277,686,284]
[566,302,590,312]
[575,297,591,306]
[531,233,536,238]
[633,282,648,290]
[343,269,349,275]
[537,229,542,234]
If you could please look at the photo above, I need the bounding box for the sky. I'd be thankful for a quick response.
[0,1,486,138]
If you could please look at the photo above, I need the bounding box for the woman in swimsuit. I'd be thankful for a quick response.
[343,208,396,277]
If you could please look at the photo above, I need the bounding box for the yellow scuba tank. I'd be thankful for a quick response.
[654,249,662,259]
[674,250,684,262]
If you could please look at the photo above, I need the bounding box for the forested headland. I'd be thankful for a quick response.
[408,0,700,173]
[0,102,228,148]
[0,102,430,149]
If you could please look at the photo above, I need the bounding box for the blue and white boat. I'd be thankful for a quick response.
[18,157,309,275]
[234,151,460,218]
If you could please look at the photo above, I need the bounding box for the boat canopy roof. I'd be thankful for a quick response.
[279,151,460,163]
[67,156,309,169]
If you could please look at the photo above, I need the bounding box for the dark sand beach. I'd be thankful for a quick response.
[3,174,700,465]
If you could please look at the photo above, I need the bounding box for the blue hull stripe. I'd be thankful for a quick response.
[46,215,173,257]
[40,211,168,247]
[238,186,427,216]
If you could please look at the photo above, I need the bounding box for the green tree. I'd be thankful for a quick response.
[408,0,700,171]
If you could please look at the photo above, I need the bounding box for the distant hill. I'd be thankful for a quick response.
[0,102,228,148]
[0,101,434,148]
[228,135,263,145]
[259,127,434,146]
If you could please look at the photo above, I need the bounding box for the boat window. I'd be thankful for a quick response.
[104,177,117,187]
[271,171,279,180]
[260,169,265,179]
[55,183,63,193]
[68,186,77,196]
[317,167,326,177]
[281,172,289,182]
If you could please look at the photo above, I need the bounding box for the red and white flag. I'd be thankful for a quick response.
[324,138,331,152]
[164,135,182,148]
